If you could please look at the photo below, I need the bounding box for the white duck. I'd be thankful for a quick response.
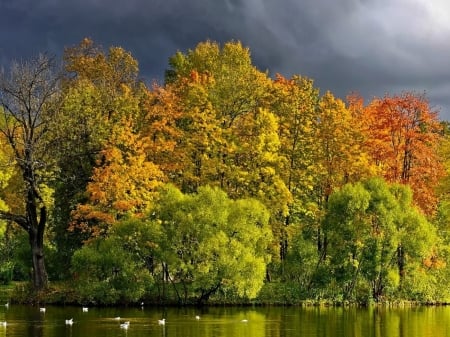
[120,321,130,329]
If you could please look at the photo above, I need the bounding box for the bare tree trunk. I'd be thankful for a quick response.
[29,227,47,290]
[28,205,48,289]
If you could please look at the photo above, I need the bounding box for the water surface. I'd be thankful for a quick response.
[2,304,450,337]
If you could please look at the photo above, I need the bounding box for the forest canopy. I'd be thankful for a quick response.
[0,38,449,305]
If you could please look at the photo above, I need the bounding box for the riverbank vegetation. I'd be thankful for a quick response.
[1,38,450,306]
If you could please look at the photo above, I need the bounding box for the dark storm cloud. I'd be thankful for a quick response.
[2,0,450,118]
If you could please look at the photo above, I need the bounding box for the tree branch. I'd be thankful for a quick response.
[0,210,28,231]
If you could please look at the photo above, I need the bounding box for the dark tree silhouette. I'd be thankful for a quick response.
[0,54,60,290]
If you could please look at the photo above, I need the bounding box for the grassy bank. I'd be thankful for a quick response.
[2,281,434,308]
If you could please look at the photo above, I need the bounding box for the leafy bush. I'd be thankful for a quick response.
[0,261,13,285]
[71,236,153,305]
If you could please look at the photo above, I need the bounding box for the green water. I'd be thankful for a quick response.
[1,304,450,337]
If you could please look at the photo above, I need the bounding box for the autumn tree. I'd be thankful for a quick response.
[272,74,319,202]
[0,54,60,290]
[57,37,144,189]
[140,83,185,182]
[162,41,291,263]
[315,92,375,202]
[52,38,149,261]
[64,37,139,90]
[270,74,319,261]
[362,92,444,215]
[70,117,165,238]
[310,91,376,261]
[150,71,220,192]
[166,41,271,122]
[163,41,279,196]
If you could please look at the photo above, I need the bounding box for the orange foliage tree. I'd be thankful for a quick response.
[141,83,185,180]
[361,92,444,215]
[150,70,221,192]
[70,118,165,238]
[56,38,154,242]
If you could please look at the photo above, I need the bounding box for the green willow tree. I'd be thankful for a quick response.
[0,54,60,290]
[323,178,441,301]
[154,185,272,305]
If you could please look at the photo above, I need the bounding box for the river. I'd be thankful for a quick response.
[1,304,450,337]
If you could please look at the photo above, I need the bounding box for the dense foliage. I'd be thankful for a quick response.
[0,38,449,305]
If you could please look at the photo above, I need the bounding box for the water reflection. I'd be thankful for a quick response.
[2,304,450,337]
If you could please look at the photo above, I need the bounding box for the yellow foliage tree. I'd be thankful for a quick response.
[313,91,377,254]
[71,118,165,238]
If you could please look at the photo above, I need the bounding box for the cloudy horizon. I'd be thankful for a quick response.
[1,0,450,118]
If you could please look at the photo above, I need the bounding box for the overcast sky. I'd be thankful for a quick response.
[1,0,450,119]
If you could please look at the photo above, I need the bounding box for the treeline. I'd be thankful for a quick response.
[0,38,450,305]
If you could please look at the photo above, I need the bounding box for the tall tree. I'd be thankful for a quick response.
[141,83,185,181]
[52,39,147,266]
[272,74,319,204]
[362,92,444,215]
[315,91,374,202]
[271,74,320,261]
[312,92,375,257]
[162,41,292,268]
[151,71,221,192]
[0,54,60,290]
